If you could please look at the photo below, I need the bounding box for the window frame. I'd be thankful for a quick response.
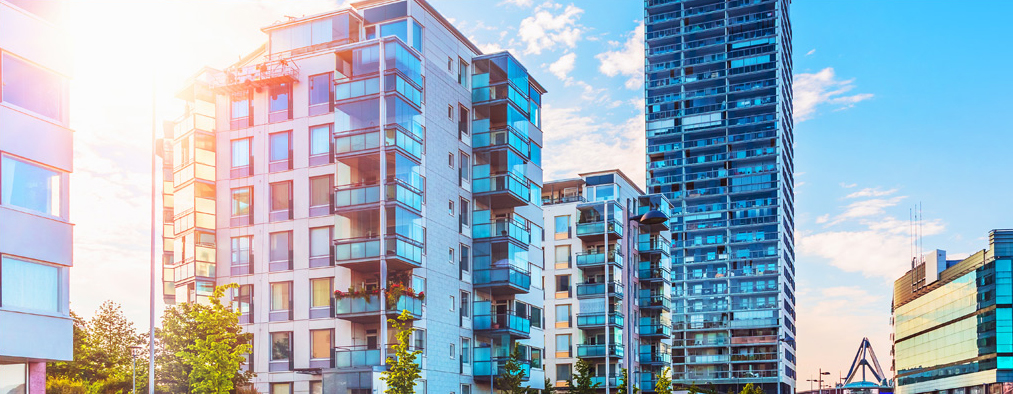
[309,123,334,166]
[268,82,293,123]
[0,153,65,219]
[269,281,293,321]
[230,187,253,226]
[268,131,293,172]
[268,231,293,272]
[308,72,334,116]
[269,181,293,222]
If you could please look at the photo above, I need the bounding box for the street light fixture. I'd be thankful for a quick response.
[129,345,143,394]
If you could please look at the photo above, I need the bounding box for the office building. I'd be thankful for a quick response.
[644,0,796,392]
[0,0,73,391]
[164,1,547,393]
[541,170,673,391]
[892,230,1013,394]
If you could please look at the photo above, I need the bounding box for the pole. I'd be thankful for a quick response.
[132,354,137,394]
[148,69,157,394]
[603,200,610,394]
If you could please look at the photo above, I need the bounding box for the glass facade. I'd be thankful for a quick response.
[644,0,794,392]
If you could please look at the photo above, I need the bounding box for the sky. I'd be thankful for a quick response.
[61,0,1013,386]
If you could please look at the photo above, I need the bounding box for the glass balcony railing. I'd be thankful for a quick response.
[638,294,672,310]
[473,123,530,158]
[638,265,671,281]
[639,350,672,364]
[575,251,622,268]
[473,347,531,380]
[576,344,624,358]
[576,282,623,299]
[333,177,423,212]
[473,173,531,203]
[639,323,672,337]
[333,294,423,318]
[576,313,624,328]
[473,217,530,244]
[473,266,532,292]
[474,313,531,336]
[639,237,672,253]
[576,220,623,238]
[590,376,620,388]
[333,235,423,268]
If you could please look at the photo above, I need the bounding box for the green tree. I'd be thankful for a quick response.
[157,284,254,393]
[175,284,253,393]
[618,368,639,394]
[496,343,529,394]
[380,310,422,394]
[569,358,601,394]
[539,378,557,394]
[739,383,765,394]
[654,367,673,394]
[47,303,150,393]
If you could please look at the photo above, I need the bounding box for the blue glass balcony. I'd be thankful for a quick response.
[576,344,624,358]
[332,294,422,323]
[576,219,623,241]
[639,236,672,255]
[575,251,622,269]
[333,177,423,213]
[576,282,623,299]
[576,313,623,328]
[472,217,530,244]
[473,266,531,295]
[639,323,672,338]
[473,122,530,159]
[333,235,423,271]
[333,344,423,370]
[638,294,672,311]
[473,346,531,381]
[473,173,530,208]
[474,313,531,339]
[590,376,620,388]
[639,347,672,365]
[638,264,671,282]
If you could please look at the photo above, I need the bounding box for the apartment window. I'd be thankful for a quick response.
[0,364,27,393]
[310,382,323,394]
[309,124,333,166]
[448,152,454,168]
[556,364,572,381]
[555,334,572,358]
[269,82,292,122]
[459,198,469,233]
[269,282,292,321]
[0,155,63,218]
[531,306,542,329]
[555,304,571,328]
[310,278,332,318]
[1,256,60,313]
[531,348,542,369]
[555,245,571,269]
[447,104,453,120]
[269,131,292,172]
[310,329,333,361]
[269,181,292,222]
[269,332,292,371]
[462,385,471,394]
[459,153,470,184]
[230,187,252,226]
[458,106,469,139]
[460,291,470,318]
[1,53,67,122]
[270,383,292,394]
[531,265,543,289]
[450,295,456,312]
[413,329,426,353]
[309,175,333,217]
[448,248,455,265]
[447,57,453,71]
[459,245,470,273]
[269,231,293,271]
[461,338,471,363]
[230,91,252,129]
[448,200,454,216]
[555,275,571,297]
[231,284,253,324]
[230,236,253,275]
[458,59,468,87]
[554,215,570,239]
[308,73,333,116]
[309,227,332,268]
[450,343,456,359]
[230,138,252,177]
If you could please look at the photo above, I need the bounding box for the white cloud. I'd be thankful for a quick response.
[816,214,830,224]
[840,182,857,188]
[595,23,644,90]
[805,48,816,56]
[548,52,576,80]
[793,67,873,122]
[541,104,646,188]
[518,3,584,54]
[500,0,534,7]
[846,187,898,199]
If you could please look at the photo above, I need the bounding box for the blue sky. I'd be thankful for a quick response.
[65,0,1013,385]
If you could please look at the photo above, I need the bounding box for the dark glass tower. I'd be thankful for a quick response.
[643,1,795,393]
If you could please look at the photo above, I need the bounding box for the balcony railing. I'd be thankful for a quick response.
[639,323,672,337]
[671,370,779,380]
[473,217,530,244]
[590,376,620,388]
[638,294,672,310]
[333,294,423,322]
[473,266,532,294]
[542,194,585,205]
[474,313,531,338]
[576,313,624,328]
[639,350,672,364]
[333,235,424,271]
[576,282,623,299]
[333,344,422,369]
[576,344,624,358]
[638,265,671,281]
[575,251,622,268]
[576,219,623,239]
[474,347,531,380]
[473,123,530,158]
[473,173,530,205]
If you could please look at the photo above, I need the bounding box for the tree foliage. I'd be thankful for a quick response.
[618,368,639,394]
[739,383,765,394]
[496,343,529,394]
[380,310,423,394]
[569,358,601,394]
[47,302,149,393]
[156,283,254,393]
[538,378,557,394]
[654,367,673,394]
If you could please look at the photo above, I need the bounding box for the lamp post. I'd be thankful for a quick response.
[625,205,668,394]
[129,345,142,394]
[819,370,830,394]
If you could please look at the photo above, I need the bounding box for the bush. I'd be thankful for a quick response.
[46,377,87,394]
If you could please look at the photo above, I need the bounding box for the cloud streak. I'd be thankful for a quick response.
[793,67,873,122]
[518,3,584,55]
[596,23,644,90]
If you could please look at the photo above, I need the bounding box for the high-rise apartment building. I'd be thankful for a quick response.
[163,1,547,393]
[0,0,73,391]
[541,170,673,392]
[892,230,1013,394]
[644,0,796,393]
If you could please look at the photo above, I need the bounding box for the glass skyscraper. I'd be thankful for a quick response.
[643,1,795,393]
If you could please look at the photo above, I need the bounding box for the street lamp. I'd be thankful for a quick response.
[129,345,143,394]
[622,205,668,394]
[818,370,831,394]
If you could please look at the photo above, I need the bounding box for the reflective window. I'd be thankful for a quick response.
[555,334,571,352]
[554,216,569,238]
[269,83,291,114]
[380,20,408,45]
[231,138,250,168]
[269,232,292,264]
[309,124,331,156]
[269,132,291,162]
[1,155,62,217]
[0,363,26,394]
[310,277,331,308]
[270,181,291,213]
[270,332,291,361]
[311,329,332,359]
[270,382,292,394]
[308,73,332,107]
[231,236,252,267]
[231,187,251,217]
[310,176,332,208]
[1,256,60,313]
[270,282,291,312]
[1,53,66,122]
[310,227,331,259]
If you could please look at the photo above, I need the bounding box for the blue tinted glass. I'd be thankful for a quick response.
[270,132,290,161]
[380,20,408,45]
